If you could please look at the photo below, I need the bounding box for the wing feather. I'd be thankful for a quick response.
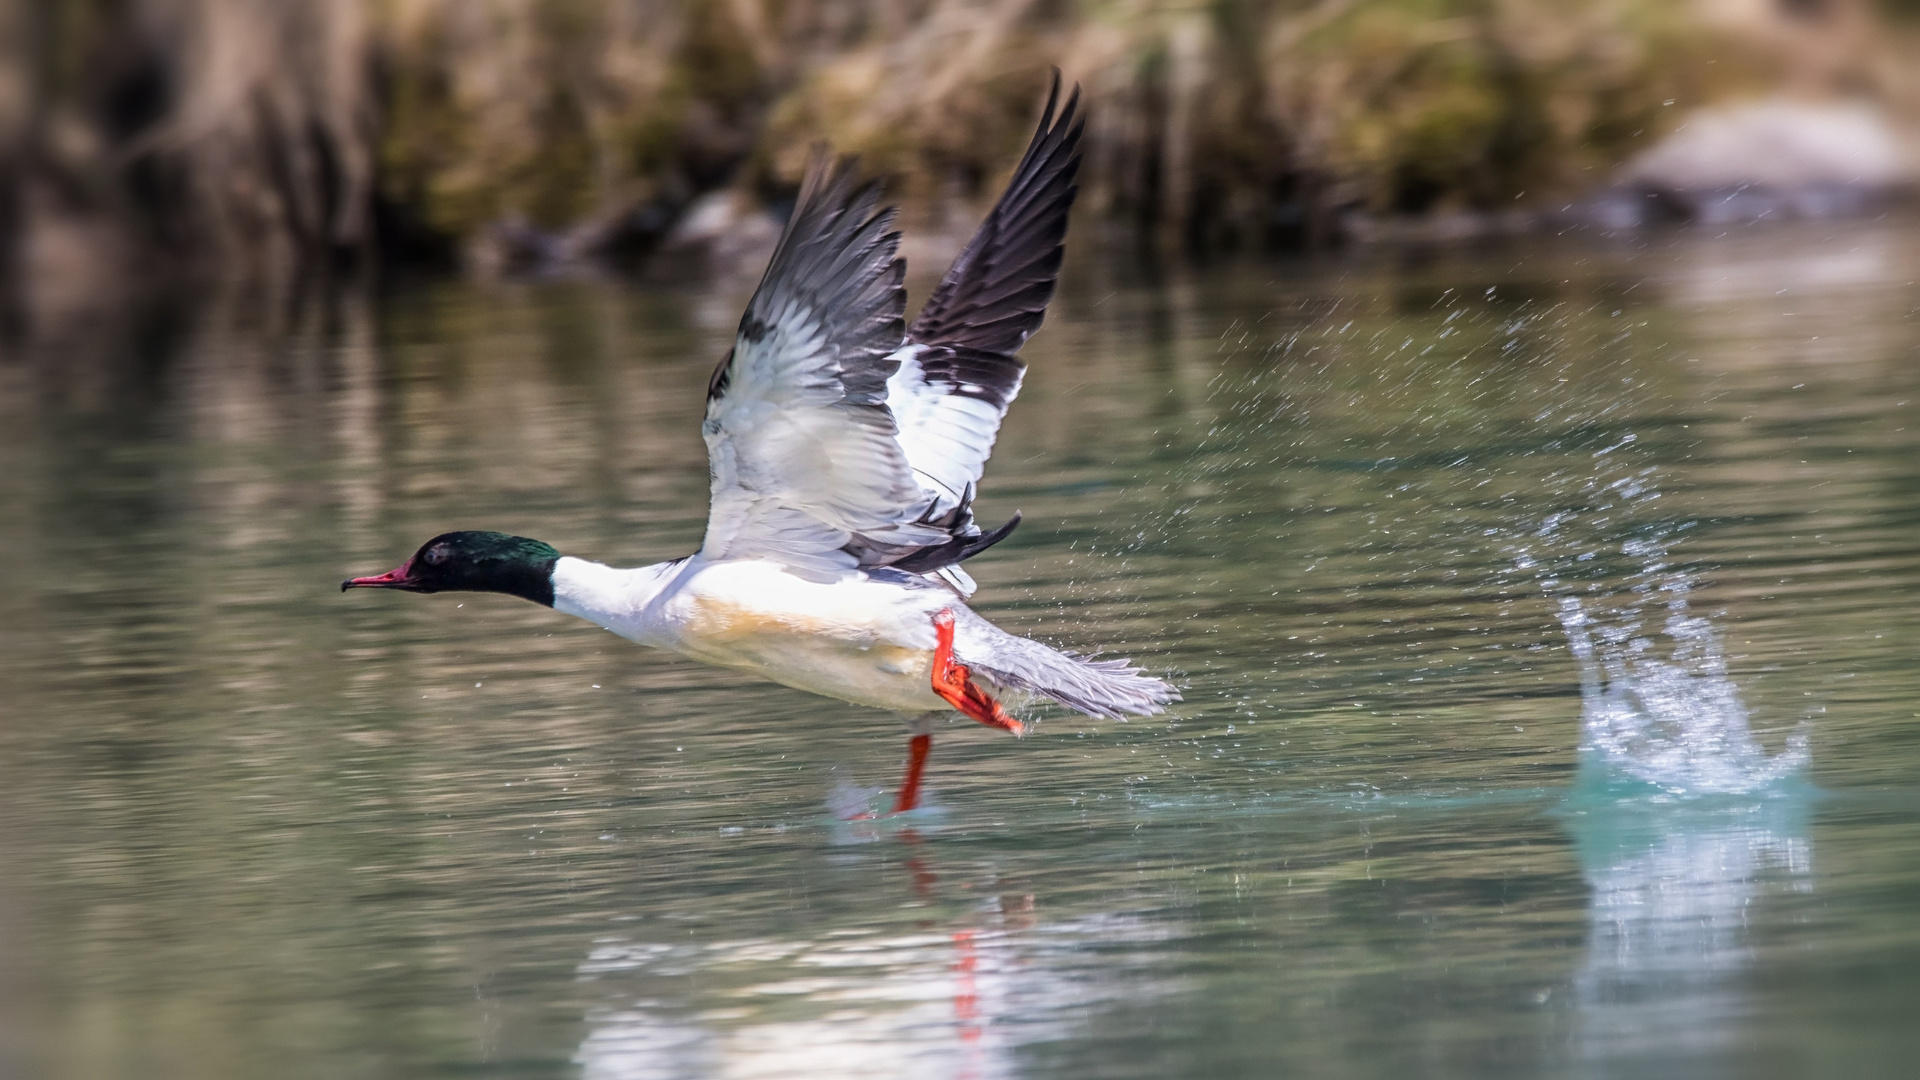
[886,73,1084,543]
[700,149,938,573]
[697,78,1085,587]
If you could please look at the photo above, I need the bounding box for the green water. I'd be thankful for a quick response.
[1,220,1916,1078]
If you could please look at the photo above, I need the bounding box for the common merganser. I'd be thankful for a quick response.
[345,77,1177,812]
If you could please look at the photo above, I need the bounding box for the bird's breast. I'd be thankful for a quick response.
[662,574,944,713]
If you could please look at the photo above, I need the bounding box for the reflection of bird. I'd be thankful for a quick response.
[344,76,1176,812]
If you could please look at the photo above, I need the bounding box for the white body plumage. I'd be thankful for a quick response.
[555,556,952,714]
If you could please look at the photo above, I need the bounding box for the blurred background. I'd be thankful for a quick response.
[4,5,1920,1079]
[4,0,1920,315]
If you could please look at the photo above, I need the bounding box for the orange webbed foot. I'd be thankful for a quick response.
[930,609,1024,735]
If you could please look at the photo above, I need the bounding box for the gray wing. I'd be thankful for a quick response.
[699,149,947,576]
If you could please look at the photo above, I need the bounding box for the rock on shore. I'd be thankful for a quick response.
[1592,100,1915,228]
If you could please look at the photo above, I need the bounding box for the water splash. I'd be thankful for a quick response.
[1526,459,1817,1065]
[1520,469,1808,797]
[1560,590,1807,795]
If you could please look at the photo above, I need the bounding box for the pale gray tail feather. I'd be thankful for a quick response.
[953,607,1178,720]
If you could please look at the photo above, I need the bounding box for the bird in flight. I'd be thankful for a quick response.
[345,76,1177,812]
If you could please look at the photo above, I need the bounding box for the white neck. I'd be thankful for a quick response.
[551,555,685,646]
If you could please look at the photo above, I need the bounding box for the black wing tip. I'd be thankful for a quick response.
[904,75,1086,360]
[800,143,866,194]
[974,509,1022,555]
[889,510,1022,575]
[1034,69,1084,153]
[787,145,895,246]
[954,509,1022,564]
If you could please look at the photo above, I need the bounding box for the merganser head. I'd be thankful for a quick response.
[342,531,560,606]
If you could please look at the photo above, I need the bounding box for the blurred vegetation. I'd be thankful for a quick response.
[0,0,1907,291]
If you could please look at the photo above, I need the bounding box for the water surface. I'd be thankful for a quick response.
[2,220,1917,1077]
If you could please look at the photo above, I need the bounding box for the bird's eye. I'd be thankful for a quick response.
[424,545,449,566]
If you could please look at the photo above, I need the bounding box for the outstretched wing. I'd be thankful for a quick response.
[699,78,1085,586]
[879,74,1085,579]
[699,150,944,577]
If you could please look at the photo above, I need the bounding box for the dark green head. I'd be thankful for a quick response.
[342,531,560,606]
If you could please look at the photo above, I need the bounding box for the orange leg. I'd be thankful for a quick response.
[931,609,1025,735]
[889,611,1022,814]
[893,733,933,813]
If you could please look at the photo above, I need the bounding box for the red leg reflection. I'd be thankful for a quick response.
[954,928,981,1047]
